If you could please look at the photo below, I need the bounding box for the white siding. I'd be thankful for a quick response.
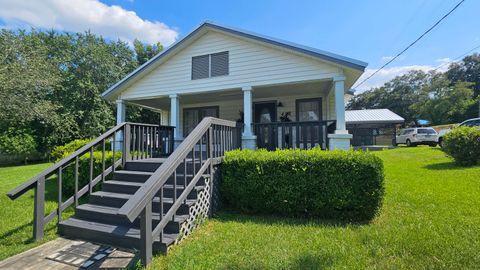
[121,31,342,100]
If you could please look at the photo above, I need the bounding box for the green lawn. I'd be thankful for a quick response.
[0,162,76,260]
[146,147,480,269]
[1,147,479,269]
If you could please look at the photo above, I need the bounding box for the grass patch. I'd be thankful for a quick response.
[1,147,479,268]
[146,147,480,269]
[0,162,75,260]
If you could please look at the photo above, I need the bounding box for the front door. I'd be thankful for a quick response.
[254,102,277,150]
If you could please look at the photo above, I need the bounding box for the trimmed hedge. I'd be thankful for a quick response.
[51,139,121,194]
[442,127,480,166]
[50,139,91,161]
[60,151,122,195]
[221,148,384,221]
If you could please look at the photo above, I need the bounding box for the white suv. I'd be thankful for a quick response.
[396,127,438,147]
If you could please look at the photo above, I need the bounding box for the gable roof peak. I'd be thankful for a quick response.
[102,21,367,99]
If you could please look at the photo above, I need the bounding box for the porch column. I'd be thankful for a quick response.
[242,86,256,149]
[328,76,352,150]
[169,94,182,147]
[115,99,126,150]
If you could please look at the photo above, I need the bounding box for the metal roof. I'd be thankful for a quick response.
[102,21,368,99]
[346,109,405,124]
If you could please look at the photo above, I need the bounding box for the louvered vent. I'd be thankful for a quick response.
[191,55,210,80]
[210,51,229,77]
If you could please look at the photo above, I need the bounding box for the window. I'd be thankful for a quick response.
[183,106,219,136]
[191,51,229,80]
[460,119,480,127]
[191,55,209,80]
[417,128,437,135]
[296,98,322,121]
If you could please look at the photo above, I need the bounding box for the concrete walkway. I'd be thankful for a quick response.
[0,238,136,270]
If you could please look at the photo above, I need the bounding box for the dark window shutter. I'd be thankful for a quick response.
[192,54,209,80]
[211,51,229,77]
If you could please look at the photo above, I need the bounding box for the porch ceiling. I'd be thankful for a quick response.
[125,79,332,111]
[253,80,331,99]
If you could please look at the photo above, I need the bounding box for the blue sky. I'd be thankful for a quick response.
[1,0,478,91]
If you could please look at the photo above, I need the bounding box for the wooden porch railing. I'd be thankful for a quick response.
[116,117,239,266]
[6,122,174,240]
[254,120,336,150]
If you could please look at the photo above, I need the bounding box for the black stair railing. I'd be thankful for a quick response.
[117,117,239,266]
[6,122,174,241]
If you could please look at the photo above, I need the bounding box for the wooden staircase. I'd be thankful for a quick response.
[6,117,240,267]
[58,158,206,252]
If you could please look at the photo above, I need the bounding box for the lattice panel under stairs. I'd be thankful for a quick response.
[172,176,212,246]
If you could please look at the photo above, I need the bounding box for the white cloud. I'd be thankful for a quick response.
[436,57,452,64]
[381,56,394,62]
[0,0,178,45]
[354,64,450,93]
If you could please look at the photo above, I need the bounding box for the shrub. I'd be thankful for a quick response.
[442,126,480,166]
[51,139,120,194]
[50,139,91,161]
[60,151,122,195]
[221,148,384,222]
[0,128,37,163]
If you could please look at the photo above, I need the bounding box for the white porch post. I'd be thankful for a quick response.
[115,99,126,150]
[242,86,256,149]
[169,94,182,147]
[328,76,352,150]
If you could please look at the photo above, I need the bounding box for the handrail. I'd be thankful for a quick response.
[7,122,175,200]
[6,121,174,242]
[7,122,126,200]
[117,117,236,222]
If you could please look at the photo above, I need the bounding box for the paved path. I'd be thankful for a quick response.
[0,238,136,270]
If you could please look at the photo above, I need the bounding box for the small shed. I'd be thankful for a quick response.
[346,109,404,146]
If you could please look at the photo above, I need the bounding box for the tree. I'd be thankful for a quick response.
[0,29,74,152]
[349,70,431,122]
[0,29,164,158]
[447,53,480,118]
[411,74,476,125]
[133,39,163,65]
[447,53,480,97]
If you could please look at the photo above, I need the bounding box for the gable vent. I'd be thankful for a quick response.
[192,55,210,80]
[211,51,229,77]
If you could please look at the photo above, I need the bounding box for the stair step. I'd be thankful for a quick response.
[75,204,189,233]
[113,170,153,182]
[102,180,206,198]
[124,158,204,174]
[113,171,202,186]
[124,159,165,172]
[89,191,197,215]
[59,218,177,252]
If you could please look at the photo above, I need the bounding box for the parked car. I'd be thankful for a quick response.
[395,127,438,147]
[438,118,480,148]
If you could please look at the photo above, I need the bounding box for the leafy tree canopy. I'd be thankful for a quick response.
[348,55,480,125]
[0,29,163,156]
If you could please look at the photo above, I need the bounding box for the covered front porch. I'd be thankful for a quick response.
[116,76,351,150]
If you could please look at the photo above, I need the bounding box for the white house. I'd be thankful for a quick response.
[102,21,368,150]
